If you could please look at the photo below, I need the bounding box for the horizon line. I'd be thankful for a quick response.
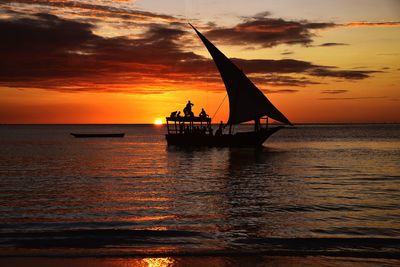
[1,122,399,126]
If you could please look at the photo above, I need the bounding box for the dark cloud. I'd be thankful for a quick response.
[204,12,399,49]
[0,13,94,52]
[319,96,387,100]
[250,75,320,87]
[177,57,375,83]
[231,59,376,80]
[319,42,349,47]
[0,13,379,94]
[205,13,335,48]
[232,58,317,73]
[0,0,180,22]
[265,89,299,94]
[0,12,199,92]
[321,90,348,94]
[281,51,294,55]
[309,68,379,80]
[252,11,273,19]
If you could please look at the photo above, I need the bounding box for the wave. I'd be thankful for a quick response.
[1,229,399,259]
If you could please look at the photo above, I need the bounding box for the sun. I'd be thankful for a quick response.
[154,118,163,125]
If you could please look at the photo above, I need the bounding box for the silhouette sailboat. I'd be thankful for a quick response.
[165,24,292,147]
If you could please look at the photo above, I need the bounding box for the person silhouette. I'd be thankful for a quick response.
[215,121,224,136]
[183,100,194,117]
[199,108,208,118]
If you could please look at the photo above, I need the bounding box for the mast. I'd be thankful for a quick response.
[190,24,292,126]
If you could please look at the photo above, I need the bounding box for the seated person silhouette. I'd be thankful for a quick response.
[176,111,181,117]
[170,111,177,118]
[199,108,208,118]
[183,100,194,117]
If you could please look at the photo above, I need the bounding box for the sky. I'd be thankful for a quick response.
[0,0,399,124]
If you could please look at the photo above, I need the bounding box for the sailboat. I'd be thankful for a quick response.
[165,24,293,147]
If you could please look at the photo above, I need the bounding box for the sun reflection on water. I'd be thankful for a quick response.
[143,257,175,267]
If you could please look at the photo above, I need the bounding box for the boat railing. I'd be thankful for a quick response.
[166,116,212,135]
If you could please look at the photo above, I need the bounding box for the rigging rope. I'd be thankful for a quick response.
[212,93,227,120]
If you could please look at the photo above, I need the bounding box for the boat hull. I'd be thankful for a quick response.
[166,127,282,147]
[71,133,125,138]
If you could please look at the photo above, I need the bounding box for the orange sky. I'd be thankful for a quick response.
[0,0,399,124]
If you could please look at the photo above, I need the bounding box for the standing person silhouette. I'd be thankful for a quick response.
[183,100,194,117]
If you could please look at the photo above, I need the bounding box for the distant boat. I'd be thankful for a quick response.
[165,24,292,147]
[70,133,125,138]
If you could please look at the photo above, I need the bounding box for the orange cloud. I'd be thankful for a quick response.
[344,21,400,27]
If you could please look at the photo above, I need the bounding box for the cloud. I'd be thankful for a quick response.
[203,12,399,48]
[265,89,299,94]
[344,21,400,27]
[281,51,294,55]
[0,12,380,94]
[309,68,379,80]
[0,0,183,39]
[205,14,335,48]
[178,57,376,83]
[321,89,348,94]
[231,59,376,80]
[319,96,387,100]
[0,12,198,93]
[232,58,317,73]
[250,74,320,87]
[1,0,180,22]
[318,42,349,47]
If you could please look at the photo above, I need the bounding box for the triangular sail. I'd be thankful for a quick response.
[190,24,292,126]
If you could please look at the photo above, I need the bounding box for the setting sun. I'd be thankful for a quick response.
[154,119,163,125]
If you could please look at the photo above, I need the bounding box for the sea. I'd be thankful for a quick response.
[0,124,399,266]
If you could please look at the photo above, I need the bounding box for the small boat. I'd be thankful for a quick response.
[165,25,293,147]
[70,133,125,138]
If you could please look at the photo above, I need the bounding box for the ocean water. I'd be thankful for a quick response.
[0,124,399,261]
